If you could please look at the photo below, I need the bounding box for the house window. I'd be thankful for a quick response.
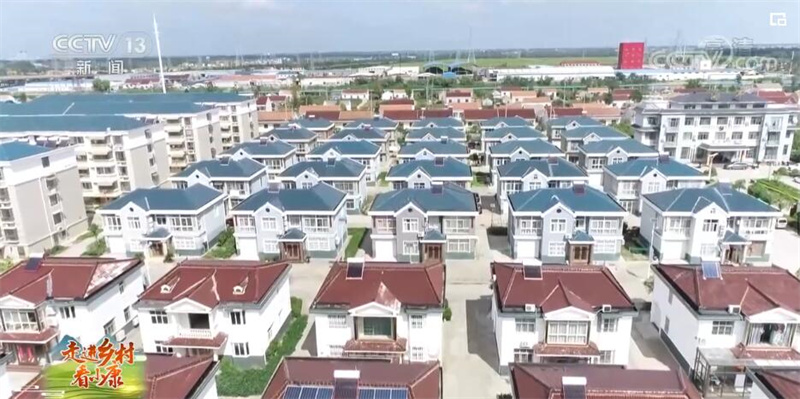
[513,349,534,363]
[751,117,762,125]
[548,242,566,257]
[126,217,141,230]
[711,321,734,335]
[594,240,617,254]
[374,217,396,234]
[701,244,719,257]
[118,282,124,294]
[698,132,709,140]
[550,219,566,233]
[444,217,471,234]
[410,315,425,329]
[58,306,76,319]
[328,314,347,328]
[103,320,115,337]
[329,345,344,357]
[601,318,618,332]
[307,237,329,251]
[360,317,393,338]
[589,218,618,235]
[447,239,471,253]
[261,217,277,231]
[402,241,419,255]
[717,117,728,125]
[411,346,424,361]
[664,317,671,333]
[644,181,661,194]
[547,321,589,344]
[1,310,38,331]
[684,117,694,126]
[123,307,130,322]
[233,342,250,356]
[699,117,711,126]
[413,182,426,189]
[515,319,536,333]
[669,118,679,128]
[702,219,719,233]
[154,341,173,354]
[402,218,420,233]
[598,350,614,364]
[517,218,542,235]
[150,310,168,324]
[230,311,246,325]
[504,182,522,195]
[732,132,743,140]
[173,237,195,250]
[170,216,195,232]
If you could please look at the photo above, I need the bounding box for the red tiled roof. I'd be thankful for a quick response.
[612,89,635,96]
[511,364,701,399]
[550,107,584,117]
[730,343,800,360]
[381,98,414,105]
[0,257,142,306]
[304,110,341,121]
[612,93,631,101]
[492,263,635,313]
[262,357,441,399]
[422,109,453,118]
[344,338,407,353]
[463,108,536,121]
[753,370,800,399]
[655,264,800,316]
[256,95,287,105]
[258,110,294,122]
[163,332,228,349]
[445,90,471,98]
[138,260,290,308]
[146,355,218,399]
[312,261,445,310]
[755,91,797,104]
[533,342,600,357]
[381,109,453,121]
[0,326,58,344]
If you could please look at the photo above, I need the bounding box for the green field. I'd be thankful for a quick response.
[41,361,145,398]
[408,56,618,68]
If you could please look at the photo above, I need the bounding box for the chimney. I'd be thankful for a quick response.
[561,376,587,399]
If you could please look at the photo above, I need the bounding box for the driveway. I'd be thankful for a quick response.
[290,260,335,357]
[771,228,800,275]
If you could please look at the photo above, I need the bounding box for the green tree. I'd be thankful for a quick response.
[289,82,301,111]
[87,223,102,241]
[601,92,613,105]
[685,79,702,89]
[12,93,27,103]
[615,122,635,137]
[92,79,111,92]
[631,90,643,102]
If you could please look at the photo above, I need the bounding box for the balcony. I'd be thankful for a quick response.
[163,329,228,350]
[0,197,11,208]
[765,140,780,147]
[164,124,184,134]
[169,149,186,158]
[767,124,782,132]
[89,143,112,155]
[0,326,59,344]
[1,218,15,228]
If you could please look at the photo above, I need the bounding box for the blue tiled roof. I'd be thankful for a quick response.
[370,183,478,213]
[227,140,296,157]
[310,140,381,157]
[261,127,316,141]
[0,115,153,132]
[28,92,250,104]
[398,140,468,156]
[173,157,265,179]
[279,159,365,178]
[101,185,223,212]
[547,116,602,128]
[285,117,334,129]
[233,183,345,212]
[570,230,595,243]
[387,157,472,179]
[721,230,749,244]
[0,142,51,161]
[579,139,658,155]
[0,99,212,116]
[508,186,625,213]
[344,117,398,129]
[605,157,705,178]
[411,117,464,129]
[488,140,563,156]
[480,116,530,128]
[406,127,466,141]
[329,128,388,141]
[143,227,172,239]
[497,158,587,178]
[279,228,307,241]
[421,229,447,242]
[644,183,779,214]
[561,126,628,140]
[484,126,545,140]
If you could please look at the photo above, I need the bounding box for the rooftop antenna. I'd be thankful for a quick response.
[153,14,167,94]
[467,27,476,64]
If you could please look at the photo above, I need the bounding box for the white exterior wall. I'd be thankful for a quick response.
[0,359,9,399]
[650,273,701,367]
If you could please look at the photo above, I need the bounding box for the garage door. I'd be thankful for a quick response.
[237,238,259,260]
[373,239,396,261]
[106,237,126,255]
[515,240,537,260]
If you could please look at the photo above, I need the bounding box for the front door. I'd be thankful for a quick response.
[570,245,591,264]
[16,344,38,365]
[281,242,303,261]
[424,244,442,261]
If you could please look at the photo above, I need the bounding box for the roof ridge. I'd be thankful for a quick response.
[407,362,440,391]
[6,269,52,297]
[172,272,210,301]
[423,262,444,304]
[746,280,784,309]
[81,260,102,297]
[310,264,344,308]
[501,265,520,306]
[148,355,212,381]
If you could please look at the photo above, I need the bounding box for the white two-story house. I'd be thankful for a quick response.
[494,157,589,216]
[397,139,470,165]
[310,259,445,363]
[308,141,381,183]
[491,261,637,372]
[546,116,602,144]
[576,138,659,188]
[232,183,347,261]
[98,185,227,258]
[135,259,291,367]
[227,137,297,181]
[640,182,782,265]
[277,159,367,213]
[386,157,472,190]
[405,127,467,144]
[172,156,268,211]
[481,126,545,156]
[487,140,564,178]
[560,125,628,163]
[0,256,144,366]
[260,127,318,162]
[651,263,800,397]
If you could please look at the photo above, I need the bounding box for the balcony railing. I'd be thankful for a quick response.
[235,226,256,234]
[740,227,770,236]
[176,328,213,339]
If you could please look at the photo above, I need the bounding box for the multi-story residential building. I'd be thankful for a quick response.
[232,183,347,261]
[405,127,467,143]
[260,126,318,161]
[509,364,701,399]
[227,137,297,181]
[285,117,335,140]
[172,156,268,211]
[748,369,800,399]
[508,184,626,264]
[640,183,782,264]
[487,140,564,174]
[651,263,800,397]
[0,115,169,208]
[633,92,799,164]
[278,159,367,213]
[98,185,227,257]
[603,156,706,214]
[0,257,144,366]
[481,126,545,155]
[491,262,637,370]
[398,139,469,164]
[0,142,88,258]
[560,125,628,163]
[308,141,381,183]
[263,357,442,399]
[191,93,259,151]
[546,116,602,144]
[410,117,464,131]
[340,89,370,102]
[494,157,588,216]
[386,157,472,190]
[135,259,290,366]
[369,183,479,261]
[576,138,659,188]
[310,259,445,362]
[327,127,390,161]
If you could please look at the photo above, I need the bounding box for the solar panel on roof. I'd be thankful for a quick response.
[563,384,586,399]
[315,387,334,399]
[701,260,721,279]
[374,389,392,399]
[284,386,302,399]
[523,265,542,280]
[390,389,408,399]
[358,389,375,399]
[346,262,364,279]
[24,256,43,271]
[334,379,358,399]
[299,387,318,399]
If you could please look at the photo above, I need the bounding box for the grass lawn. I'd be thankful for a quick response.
[346,228,367,258]
[621,246,648,261]
[407,56,618,68]
[472,172,490,187]
[42,361,145,398]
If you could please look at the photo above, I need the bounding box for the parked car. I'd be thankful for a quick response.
[776,217,788,229]
[724,162,755,170]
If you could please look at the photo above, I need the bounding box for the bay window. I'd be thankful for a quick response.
[546,321,589,345]
[745,323,796,347]
[374,217,396,234]
[104,216,122,232]
[665,218,691,235]
[517,217,542,236]
[589,218,618,235]
[504,181,522,196]
[444,217,471,234]
[304,216,330,233]
[235,216,256,234]
[1,309,39,331]
[170,216,195,232]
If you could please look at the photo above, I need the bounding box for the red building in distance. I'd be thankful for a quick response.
[618,42,645,69]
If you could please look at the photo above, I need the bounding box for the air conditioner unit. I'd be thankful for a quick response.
[727,305,741,314]
[524,304,537,313]
[601,304,612,313]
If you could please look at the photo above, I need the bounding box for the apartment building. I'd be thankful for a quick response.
[508,184,626,264]
[191,93,259,151]
[231,183,347,261]
[603,156,706,214]
[486,140,564,174]
[0,142,88,258]
[308,141,381,183]
[135,259,290,366]
[261,126,318,161]
[386,157,472,189]
[98,185,227,257]
[0,257,144,366]
[640,183,782,264]
[172,156,268,210]
[576,138,659,188]
[277,159,367,213]
[651,263,800,396]
[633,92,799,164]
[494,157,589,216]
[0,115,169,208]
[491,262,637,370]
[560,125,628,163]
[310,259,445,362]
[398,139,469,164]
[263,357,442,399]
[327,127,390,161]
[405,127,467,143]
[546,116,602,144]
[369,183,479,261]
[285,117,335,140]
[227,137,297,181]
[482,126,545,155]
[410,117,464,131]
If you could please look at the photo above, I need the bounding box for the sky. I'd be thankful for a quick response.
[0,0,798,59]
